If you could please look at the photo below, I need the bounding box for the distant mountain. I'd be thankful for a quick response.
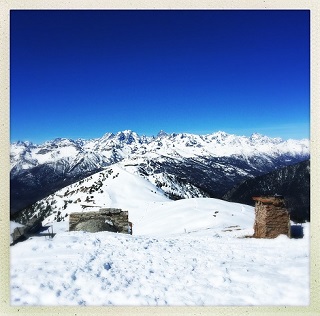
[10,130,310,217]
[223,159,310,222]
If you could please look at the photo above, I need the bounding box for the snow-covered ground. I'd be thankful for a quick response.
[10,198,309,306]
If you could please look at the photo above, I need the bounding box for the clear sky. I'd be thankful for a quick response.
[10,10,310,144]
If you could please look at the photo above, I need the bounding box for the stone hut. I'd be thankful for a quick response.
[69,208,131,234]
[252,195,290,238]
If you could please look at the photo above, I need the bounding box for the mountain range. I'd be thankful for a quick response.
[10,130,310,222]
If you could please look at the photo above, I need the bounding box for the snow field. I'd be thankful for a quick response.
[10,220,309,306]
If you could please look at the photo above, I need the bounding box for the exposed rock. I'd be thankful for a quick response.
[11,225,28,244]
[11,216,45,244]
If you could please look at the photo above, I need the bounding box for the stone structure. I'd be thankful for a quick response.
[69,208,131,234]
[252,196,290,238]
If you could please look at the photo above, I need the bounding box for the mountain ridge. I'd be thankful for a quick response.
[223,159,310,222]
[10,130,310,216]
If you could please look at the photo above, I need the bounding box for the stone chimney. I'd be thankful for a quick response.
[252,195,290,238]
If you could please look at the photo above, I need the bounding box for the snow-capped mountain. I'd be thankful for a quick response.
[11,130,309,172]
[10,130,310,216]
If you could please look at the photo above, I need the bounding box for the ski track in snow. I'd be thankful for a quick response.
[10,222,309,306]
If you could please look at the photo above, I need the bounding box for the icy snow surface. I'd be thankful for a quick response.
[10,197,309,306]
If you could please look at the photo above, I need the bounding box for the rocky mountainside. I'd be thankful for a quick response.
[10,130,310,216]
[223,159,310,222]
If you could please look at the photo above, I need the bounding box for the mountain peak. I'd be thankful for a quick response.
[15,140,34,147]
[249,133,282,143]
[101,132,115,140]
[157,130,168,138]
[250,132,264,139]
[116,130,139,144]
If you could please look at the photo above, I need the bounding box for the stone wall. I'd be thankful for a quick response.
[252,196,290,238]
[69,208,131,234]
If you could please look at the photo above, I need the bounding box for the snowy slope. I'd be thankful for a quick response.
[14,161,211,225]
[12,157,255,235]
[10,197,309,306]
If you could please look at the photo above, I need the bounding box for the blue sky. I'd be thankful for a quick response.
[10,10,310,143]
